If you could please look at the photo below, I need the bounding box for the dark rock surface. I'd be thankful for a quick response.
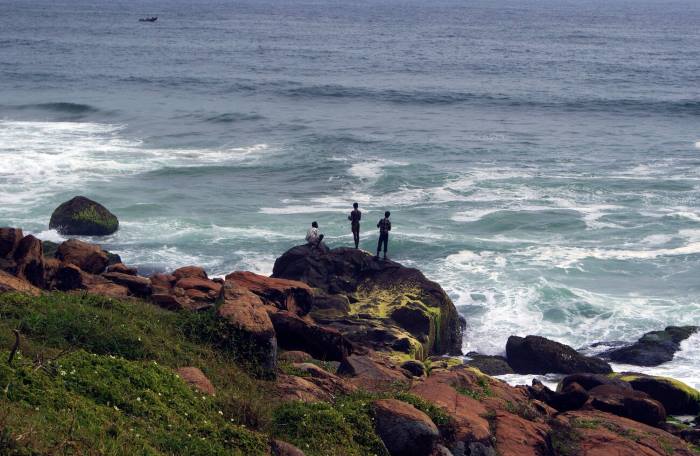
[506,335,612,375]
[464,352,514,376]
[603,326,699,367]
[49,196,119,236]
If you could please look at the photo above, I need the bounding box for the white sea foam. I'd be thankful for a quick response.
[0,120,270,209]
[695,141,700,149]
[348,158,407,181]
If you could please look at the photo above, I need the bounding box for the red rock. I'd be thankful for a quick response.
[13,235,45,287]
[0,227,23,258]
[151,293,193,310]
[55,239,109,274]
[173,265,207,280]
[106,262,137,276]
[0,270,41,296]
[53,263,86,290]
[85,281,130,298]
[560,410,696,456]
[589,384,666,426]
[226,271,313,316]
[176,367,215,395]
[289,363,356,397]
[185,288,209,300]
[493,411,549,456]
[102,272,151,296]
[217,280,277,375]
[276,374,333,402]
[373,399,439,456]
[175,277,222,294]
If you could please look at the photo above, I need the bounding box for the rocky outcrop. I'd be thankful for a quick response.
[338,353,410,390]
[588,384,666,426]
[176,367,215,395]
[226,271,313,316]
[55,239,109,274]
[49,196,119,236]
[272,245,463,359]
[13,235,45,287]
[373,399,440,456]
[616,373,700,415]
[603,326,699,366]
[0,227,23,259]
[270,439,306,456]
[506,335,612,374]
[102,271,152,297]
[217,279,277,376]
[269,311,352,361]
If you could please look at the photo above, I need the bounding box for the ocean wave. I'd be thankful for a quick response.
[13,102,100,114]
[204,112,266,123]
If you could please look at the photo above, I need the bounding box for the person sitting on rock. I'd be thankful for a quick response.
[376,211,391,260]
[306,221,325,249]
[348,202,362,248]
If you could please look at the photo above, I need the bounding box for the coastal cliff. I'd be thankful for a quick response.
[0,228,699,456]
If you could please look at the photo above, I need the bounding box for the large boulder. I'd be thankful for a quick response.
[603,326,699,367]
[216,279,277,376]
[49,196,119,236]
[616,373,700,415]
[373,399,440,456]
[557,373,632,392]
[506,335,612,375]
[13,235,45,287]
[55,239,109,274]
[272,245,463,357]
[465,353,514,376]
[102,272,152,297]
[588,384,666,426]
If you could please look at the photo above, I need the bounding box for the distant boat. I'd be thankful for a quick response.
[139,17,157,22]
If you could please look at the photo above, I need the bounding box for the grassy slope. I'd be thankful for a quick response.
[0,292,447,456]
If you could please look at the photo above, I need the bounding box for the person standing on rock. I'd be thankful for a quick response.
[306,221,324,249]
[376,211,391,260]
[348,202,362,248]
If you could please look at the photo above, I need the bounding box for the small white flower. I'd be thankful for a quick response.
[136,397,141,402]
[113,405,120,411]
[218,410,223,415]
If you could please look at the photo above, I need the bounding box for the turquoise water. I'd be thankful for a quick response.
[1,0,699,385]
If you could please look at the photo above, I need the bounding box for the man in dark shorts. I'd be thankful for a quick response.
[348,202,362,248]
[376,211,391,259]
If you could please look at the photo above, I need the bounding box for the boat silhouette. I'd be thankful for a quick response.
[139,17,157,22]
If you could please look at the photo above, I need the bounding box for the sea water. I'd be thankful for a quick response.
[1,0,699,387]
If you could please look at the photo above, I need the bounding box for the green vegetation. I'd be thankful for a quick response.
[505,400,542,422]
[72,205,118,232]
[0,292,275,454]
[548,421,581,456]
[455,376,495,401]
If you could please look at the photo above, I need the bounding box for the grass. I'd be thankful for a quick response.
[73,205,119,233]
[0,292,276,454]
[548,421,581,456]
[455,376,495,401]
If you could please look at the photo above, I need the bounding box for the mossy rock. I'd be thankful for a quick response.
[612,373,700,415]
[49,196,119,236]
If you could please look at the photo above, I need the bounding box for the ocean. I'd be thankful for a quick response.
[1,0,699,387]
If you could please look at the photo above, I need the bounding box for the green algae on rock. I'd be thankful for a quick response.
[49,196,119,236]
[272,245,464,361]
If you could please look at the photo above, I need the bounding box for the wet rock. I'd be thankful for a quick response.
[620,373,700,415]
[550,382,590,412]
[373,399,439,456]
[558,373,632,392]
[55,239,109,274]
[465,352,514,376]
[176,367,215,395]
[589,384,666,426]
[49,196,119,236]
[603,326,699,367]
[269,311,352,361]
[506,335,612,375]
